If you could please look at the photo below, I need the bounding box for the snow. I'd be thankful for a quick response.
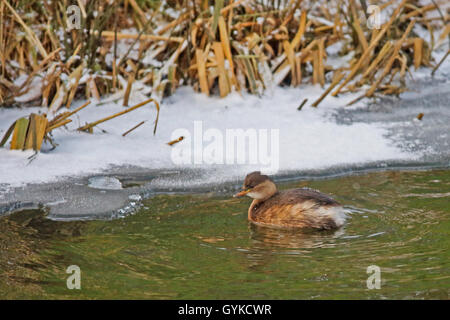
[14,75,43,103]
[0,83,411,188]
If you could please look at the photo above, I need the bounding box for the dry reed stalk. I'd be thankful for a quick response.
[0,0,4,78]
[23,113,48,151]
[88,77,101,102]
[0,0,445,110]
[77,98,159,135]
[213,42,231,97]
[100,31,184,43]
[41,67,61,107]
[65,64,84,109]
[218,16,238,91]
[353,20,368,52]
[332,0,408,96]
[387,67,400,84]
[48,78,66,113]
[235,50,258,93]
[47,100,91,132]
[437,24,450,47]
[17,48,61,94]
[318,37,325,87]
[273,38,316,84]
[196,48,209,96]
[401,3,436,21]
[366,20,416,97]
[432,50,450,75]
[167,136,184,146]
[123,63,136,106]
[399,53,408,80]
[65,44,82,69]
[297,98,308,111]
[128,0,147,24]
[292,10,307,51]
[413,38,423,69]
[122,120,146,137]
[295,55,302,85]
[0,120,17,147]
[46,119,72,133]
[283,40,297,86]
[10,117,29,150]
[18,44,25,75]
[212,0,224,37]
[2,0,48,58]
[311,71,345,107]
[158,12,190,35]
[346,93,366,106]
[359,41,393,83]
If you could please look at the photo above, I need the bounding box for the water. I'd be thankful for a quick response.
[0,169,449,299]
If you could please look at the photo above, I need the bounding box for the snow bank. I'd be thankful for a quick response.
[0,83,411,188]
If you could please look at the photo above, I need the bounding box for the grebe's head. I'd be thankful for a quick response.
[234,171,277,201]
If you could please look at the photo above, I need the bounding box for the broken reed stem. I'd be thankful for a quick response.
[122,120,146,137]
[432,50,449,76]
[51,100,91,126]
[346,93,366,106]
[196,48,209,95]
[100,31,184,43]
[311,71,345,107]
[77,98,160,135]
[297,98,308,111]
[167,136,184,146]
[46,119,72,133]
[123,63,136,106]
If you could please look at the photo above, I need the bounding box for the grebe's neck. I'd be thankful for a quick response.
[247,180,278,220]
[248,199,261,220]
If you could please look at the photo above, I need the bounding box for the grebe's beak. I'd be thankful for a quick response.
[233,188,252,198]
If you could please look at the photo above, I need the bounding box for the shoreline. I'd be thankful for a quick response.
[1,70,449,220]
[1,162,448,221]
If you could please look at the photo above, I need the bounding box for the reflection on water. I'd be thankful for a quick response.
[0,170,449,299]
[249,223,345,250]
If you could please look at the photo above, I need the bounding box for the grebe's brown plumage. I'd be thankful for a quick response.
[234,171,346,230]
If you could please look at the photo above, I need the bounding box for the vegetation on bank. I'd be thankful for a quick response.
[0,0,448,112]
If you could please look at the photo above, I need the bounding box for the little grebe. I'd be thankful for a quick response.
[234,171,346,230]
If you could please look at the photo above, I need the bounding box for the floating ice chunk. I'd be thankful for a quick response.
[88,176,122,190]
[128,194,142,201]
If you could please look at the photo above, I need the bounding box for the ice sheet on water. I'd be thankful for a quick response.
[88,176,123,190]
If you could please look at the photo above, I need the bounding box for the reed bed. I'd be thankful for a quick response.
[0,0,449,113]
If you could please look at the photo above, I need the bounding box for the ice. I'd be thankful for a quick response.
[88,176,123,190]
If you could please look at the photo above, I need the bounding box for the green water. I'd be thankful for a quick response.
[1,169,449,299]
